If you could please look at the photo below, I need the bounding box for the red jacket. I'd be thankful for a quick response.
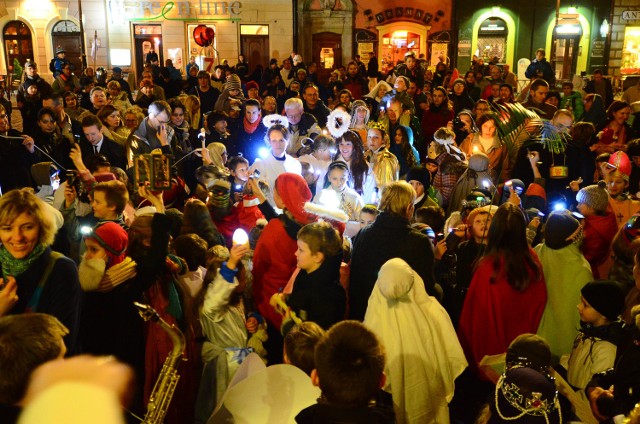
[458,249,547,373]
[252,217,298,328]
[581,212,617,279]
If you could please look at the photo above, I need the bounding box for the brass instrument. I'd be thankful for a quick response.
[134,302,185,424]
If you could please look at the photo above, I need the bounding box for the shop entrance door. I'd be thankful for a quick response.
[551,27,581,82]
[313,32,342,85]
[52,20,83,73]
[240,35,269,76]
[133,24,163,80]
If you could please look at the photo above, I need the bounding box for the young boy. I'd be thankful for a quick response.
[560,280,626,419]
[283,321,326,376]
[295,320,394,423]
[228,155,250,203]
[359,204,379,229]
[605,151,640,228]
[283,222,346,333]
[561,81,584,121]
[576,181,618,278]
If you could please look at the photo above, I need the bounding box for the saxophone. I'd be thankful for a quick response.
[134,302,186,424]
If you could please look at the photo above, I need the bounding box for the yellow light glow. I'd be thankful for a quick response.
[23,0,53,19]
[232,228,249,246]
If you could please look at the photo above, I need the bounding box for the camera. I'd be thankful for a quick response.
[453,116,465,130]
[249,169,261,179]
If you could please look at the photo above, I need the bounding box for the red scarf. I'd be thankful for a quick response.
[243,114,262,134]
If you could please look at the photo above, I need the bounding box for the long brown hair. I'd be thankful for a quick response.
[334,130,369,194]
[483,203,542,291]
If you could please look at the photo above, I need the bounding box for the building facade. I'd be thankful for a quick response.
[455,0,611,88]
[0,0,293,82]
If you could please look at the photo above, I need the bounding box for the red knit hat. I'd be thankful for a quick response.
[275,173,314,225]
[86,222,128,267]
[608,151,631,181]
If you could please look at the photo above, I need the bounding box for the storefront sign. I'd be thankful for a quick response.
[110,0,242,22]
[622,10,640,20]
[430,42,448,66]
[592,40,604,58]
[458,39,471,56]
[374,7,440,25]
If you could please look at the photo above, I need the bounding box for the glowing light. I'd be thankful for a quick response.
[80,226,93,235]
[482,180,490,189]
[554,202,566,211]
[235,184,242,190]
[232,228,249,246]
[258,147,269,159]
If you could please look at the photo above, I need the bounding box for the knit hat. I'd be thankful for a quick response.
[85,222,128,267]
[543,210,581,250]
[25,61,37,68]
[225,74,242,92]
[24,78,38,90]
[468,153,489,172]
[453,78,466,88]
[405,166,431,190]
[275,173,313,225]
[608,151,631,181]
[506,333,552,371]
[55,47,66,55]
[245,80,259,91]
[576,181,609,212]
[581,280,625,321]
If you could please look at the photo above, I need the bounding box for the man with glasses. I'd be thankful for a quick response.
[302,84,330,127]
[283,97,320,157]
[130,100,176,154]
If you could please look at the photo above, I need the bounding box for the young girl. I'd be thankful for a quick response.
[198,242,257,405]
[458,203,547,371]
[366,123,400,196]
[390,125,420,177]
[349,100,370,143]
[333,130,376,204]
[297,134,335,196]
[282,221,346,332]
[314,161,364,222]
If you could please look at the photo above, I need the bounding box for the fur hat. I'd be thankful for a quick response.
[576,181,609,212]
[543,210,581,250]
[86,222,128,267]
[405,166,431,189]
[581,280,625,321]
[275,173,313,225]
[225,74,242,92]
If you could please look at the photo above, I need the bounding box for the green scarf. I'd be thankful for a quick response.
[0,244,47,279]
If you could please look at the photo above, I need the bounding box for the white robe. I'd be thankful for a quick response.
[364,258,468,424]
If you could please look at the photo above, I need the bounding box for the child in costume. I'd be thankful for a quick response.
[314,161,364,222]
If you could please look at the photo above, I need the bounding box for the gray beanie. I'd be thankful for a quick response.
[224,74,242,92]
[576,181,609,213]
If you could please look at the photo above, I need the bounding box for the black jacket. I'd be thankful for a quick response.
[287,253,346,331]
[80,135,126,170]
[349,211,439,320]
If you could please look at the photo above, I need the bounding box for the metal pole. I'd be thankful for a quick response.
[78,0,88,71]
